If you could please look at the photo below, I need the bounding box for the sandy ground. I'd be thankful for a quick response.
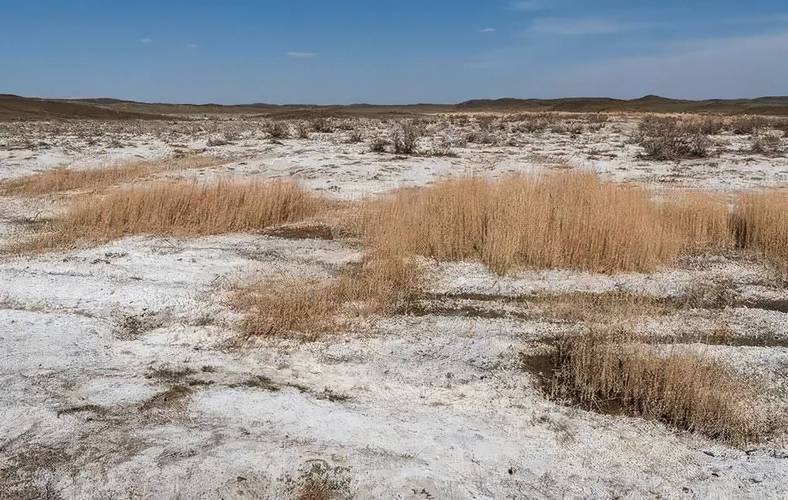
[1,115,787,498]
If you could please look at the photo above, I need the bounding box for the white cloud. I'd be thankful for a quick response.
[186,43,199,49]
[140,37,153,44]
[287,51,318,58]
[479,28,497,33]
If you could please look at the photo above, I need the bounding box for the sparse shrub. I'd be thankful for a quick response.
[296,121,311,139]
[311,117,333,133]
[369,137,388,153]
[730,115,768,135]
[267,121,290,139]
[695,116,726,135]
[345,129,363,144]
[206,136,230,147]
[428,137,457,157]
[749,132,783,156]
[635,116,712,160]
[391,121,421,155]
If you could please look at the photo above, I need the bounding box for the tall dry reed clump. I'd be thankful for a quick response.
[735,190,788,273]
[358,171,731,274]
[0,155,221,196]
[546,328,767,444]
[16,179,323,251]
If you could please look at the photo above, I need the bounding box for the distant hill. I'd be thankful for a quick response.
[0,94,167,121]
[456,96,788,115]
[3,94,788,120]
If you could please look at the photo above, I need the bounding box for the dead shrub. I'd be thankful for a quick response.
[311,118,333,133]
[296,121,311,139]
[345,129,364,144]
[635,116,712,160]
[391,121,421,155]
[749,132,783,156]
[0,155,221,196]
[357,172,730,274]
[730,115,768,135]
[427,137,457,157]
[539,327,769,444]
[369,137,388,153]
[267,121,290,139]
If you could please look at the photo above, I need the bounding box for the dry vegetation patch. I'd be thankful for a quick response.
[356,171,733,274]
[634,116,713,160]
[735,190,788,274]
[231,254,423,339]
[527,327,772,445]
[0,154,222,196]
[10,179,325,252]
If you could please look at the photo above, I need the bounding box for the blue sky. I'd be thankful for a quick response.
[3,0,788,104]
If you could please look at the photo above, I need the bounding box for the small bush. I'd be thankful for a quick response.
[391,122,421,155]
[311,118,333,133]
[296,121,311,139]
[345,129,364,144]
[750,132,783,156]
[635,116,712,160]
[730,115,768,135]
[369,137,388,153]
[427,137,457,157]
[267,122,290,139]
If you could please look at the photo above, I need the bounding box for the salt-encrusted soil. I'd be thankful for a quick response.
[1,116,786,498]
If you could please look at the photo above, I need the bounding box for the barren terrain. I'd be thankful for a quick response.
[1,112,787,499]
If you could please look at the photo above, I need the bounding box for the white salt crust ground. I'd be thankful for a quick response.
[1,117,787,498]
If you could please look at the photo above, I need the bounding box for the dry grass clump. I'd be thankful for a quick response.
[658,192,733,251]
[0,155,221,196]
[735,190,788,273]
[231,254,423,339]
[357,171,730,274]
[634,116,712,160]
[14,179,323,252]
[544,327,768,444]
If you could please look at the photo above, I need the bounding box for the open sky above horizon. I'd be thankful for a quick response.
[3,0,788,105]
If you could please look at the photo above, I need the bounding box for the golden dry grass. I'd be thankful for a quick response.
[659,192,733,251]
[735,190,788,273]
[357,171,732,274]
[0,155,222,196]
[231,253,423,339]
[10,179,325,253]
[548,327,768,444]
